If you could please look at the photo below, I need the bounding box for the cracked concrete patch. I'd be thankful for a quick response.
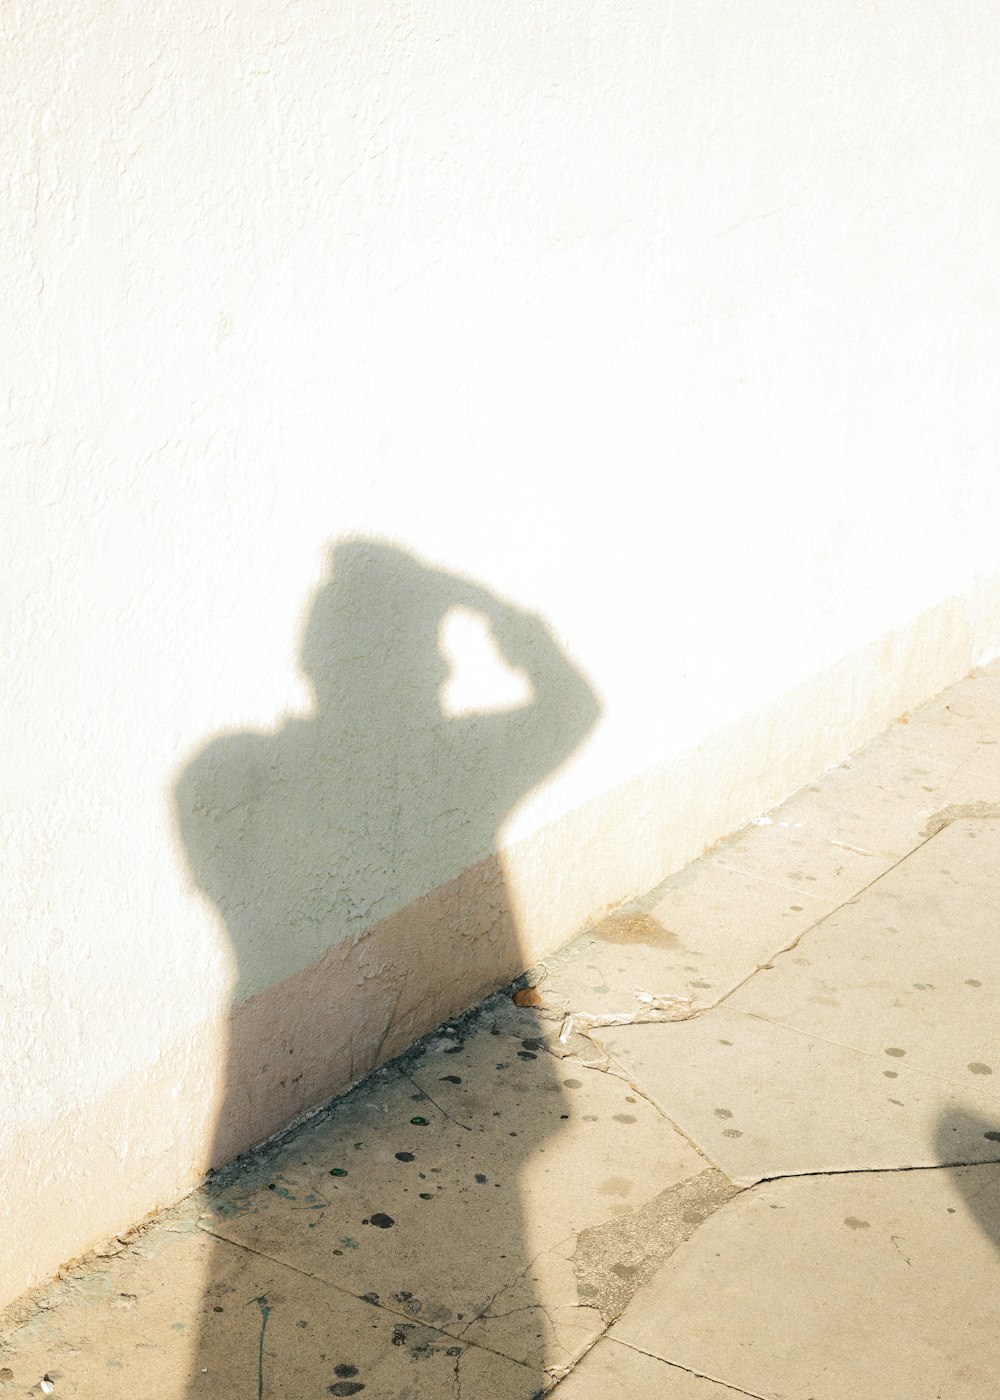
[610,1163,1000,1400]
[457,1169,738,1377]
[572,1169,738,1322]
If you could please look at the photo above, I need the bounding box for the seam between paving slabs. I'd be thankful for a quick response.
[614,1342,769,1400]
[751,1159,1000,1184]
[555,1335,769,1400]
[557,817,1000,1251]
[549,827,940,1037]
[680,810,992,1027]
[533,1042,726,1177]
[398,1068,474,1133]
[711,1003,1000,1102]
[196,1226,550,1377]
[707,828,938,1010]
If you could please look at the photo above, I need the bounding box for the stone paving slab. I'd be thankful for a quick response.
[551,1338,750,1398]
[601,1007,1000,1185]
[609,1163,1000,1400]
[0,1209,546,1399]
[196,1006,710,1378]
[532,703,992,1034]
[729,819,1000,1086]
[743,740,953,859]
[532,861,835,1024]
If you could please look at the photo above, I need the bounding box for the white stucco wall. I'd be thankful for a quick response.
[5,0,1000,1306]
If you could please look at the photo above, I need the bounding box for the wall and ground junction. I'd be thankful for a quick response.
[5,0,1000,1309]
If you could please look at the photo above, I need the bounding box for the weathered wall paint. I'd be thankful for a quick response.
[5,0,1000,1307]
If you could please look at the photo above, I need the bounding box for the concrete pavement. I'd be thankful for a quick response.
[4,663,1000,1397]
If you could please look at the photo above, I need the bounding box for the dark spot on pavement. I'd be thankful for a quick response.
[439,1075,462,1083]
[395,1152,415,1161]
[410,1117,429,1126]
[884,1048,906,1058]
[563,1078,583,1088]
[714,1108,733,1119]
[844,1218,870,1230]
[969,1063,993,1075]
[329,1384,365,1396]
[475,1173,488,1184]
[334,1365,359,1378]
[613,1114,637,1124]
[369,1213,394,1229]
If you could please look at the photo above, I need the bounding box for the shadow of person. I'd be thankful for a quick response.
[173,538,599,1394]
[934,1110,1000,1254]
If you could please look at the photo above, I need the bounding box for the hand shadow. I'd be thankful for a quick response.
[173,538,600,1392]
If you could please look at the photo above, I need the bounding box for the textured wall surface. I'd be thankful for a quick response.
[5,0,1000,1306]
